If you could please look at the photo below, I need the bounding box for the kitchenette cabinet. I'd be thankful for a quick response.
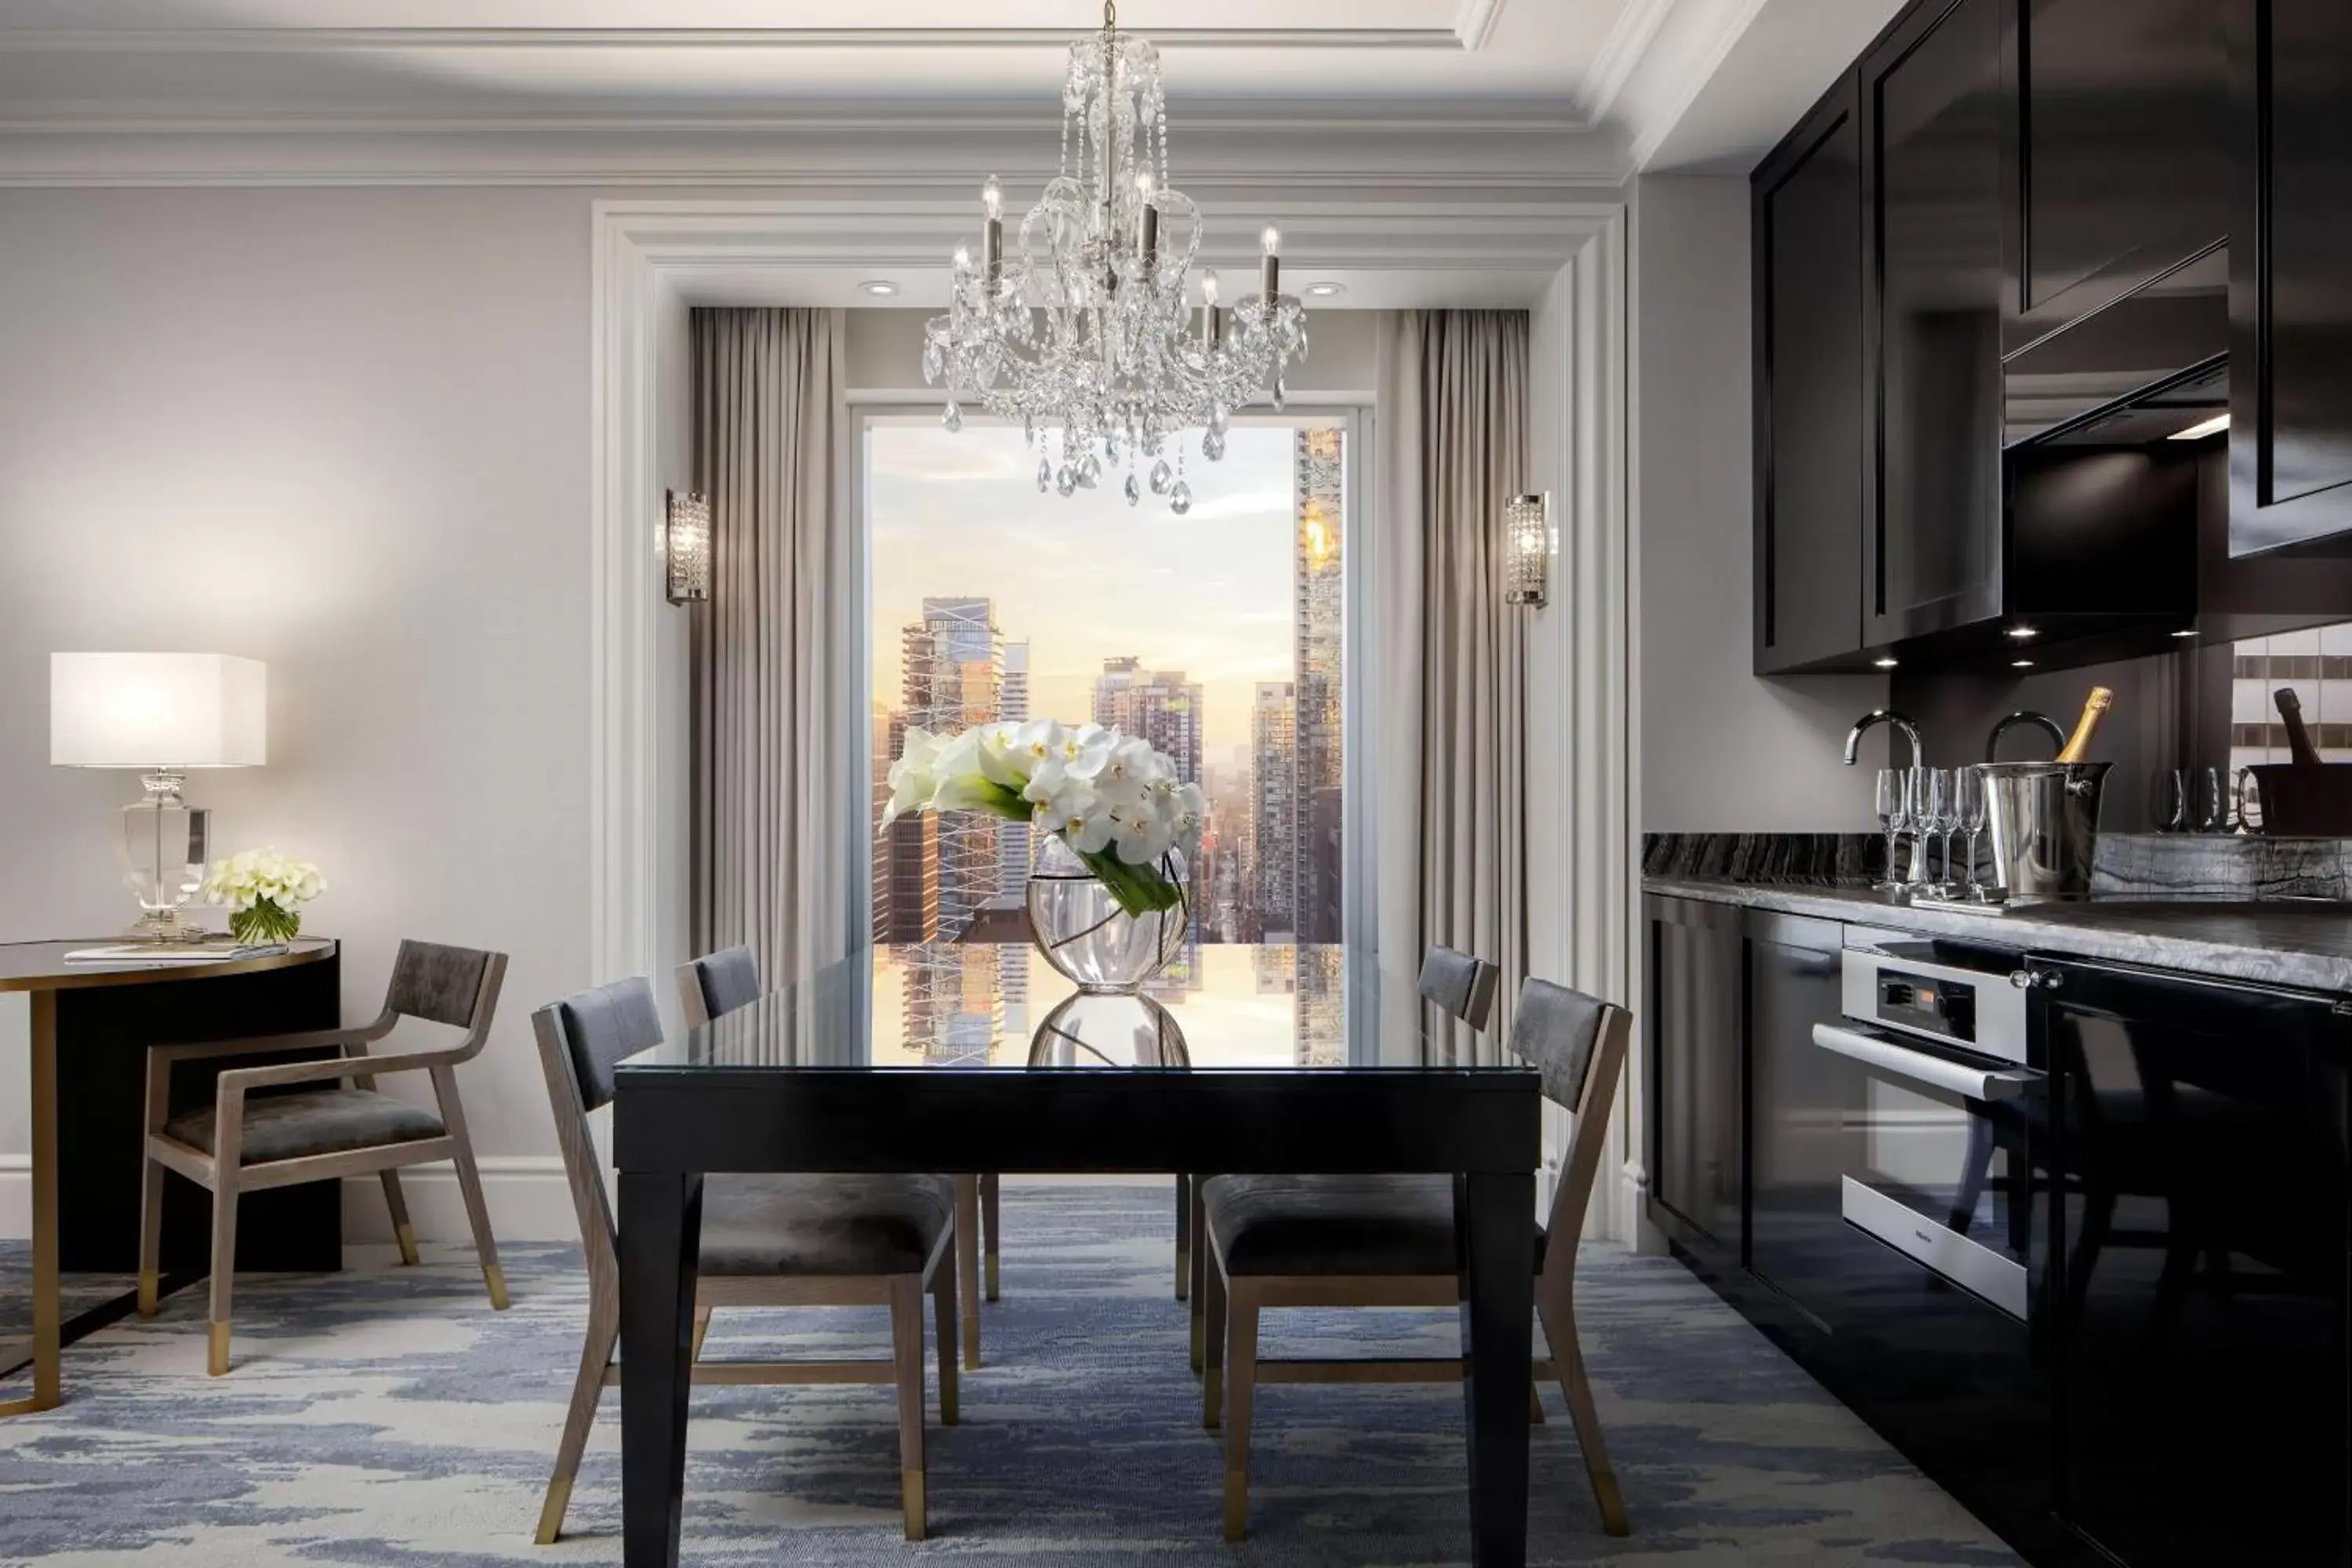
[1646,896,1745,1262]
[2229,0,2352,558]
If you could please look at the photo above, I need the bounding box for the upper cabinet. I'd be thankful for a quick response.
[1752,78,1866,674]
[1862,0,2007,648]
[2230,0,2352,557]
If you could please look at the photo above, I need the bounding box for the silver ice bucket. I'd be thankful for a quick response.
[1977,761,2108,902]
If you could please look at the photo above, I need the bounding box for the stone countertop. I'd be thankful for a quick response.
[1645,877,2352,996]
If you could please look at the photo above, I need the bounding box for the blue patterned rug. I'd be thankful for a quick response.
[0,1184,2019,1566]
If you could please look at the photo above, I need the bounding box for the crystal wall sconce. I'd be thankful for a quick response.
[1503,492,1551,608]
[664,490,711,604]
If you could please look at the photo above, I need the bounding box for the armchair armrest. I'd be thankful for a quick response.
[216,1044,469,1095]
[150,1022,387,1065]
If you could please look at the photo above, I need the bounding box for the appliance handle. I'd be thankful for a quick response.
[1811,1022,2042,1101]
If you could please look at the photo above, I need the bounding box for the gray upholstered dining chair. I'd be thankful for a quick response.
[136,939,510,1377]
[676,945,995,1373]
[1199,975,1634,1541]
[1417,942,1501,1033]
[532,972,958,1543]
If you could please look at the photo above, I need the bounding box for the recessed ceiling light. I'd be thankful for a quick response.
[2011,659,2036,668]
[857,280,900,297]
[2172,628,2198,637]
[2168,412,2230,441]
[1303,281,1346,298]
[2005,625,2038,640]
[1873,656,1898,669]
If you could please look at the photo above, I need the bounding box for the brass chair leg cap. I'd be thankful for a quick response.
[533,1474,574,1545]
[394,1224,421,1267]
[901,1474,925,1541]
[206,1323,231,1377]
[485,1265,511,1312]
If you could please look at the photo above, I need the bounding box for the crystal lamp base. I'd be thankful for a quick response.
[118,771,212,945]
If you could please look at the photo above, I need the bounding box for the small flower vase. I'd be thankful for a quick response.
[230,898,302,946]
[1026,834,1188,994]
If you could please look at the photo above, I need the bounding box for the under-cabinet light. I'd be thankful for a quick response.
[2168,412,2230,441]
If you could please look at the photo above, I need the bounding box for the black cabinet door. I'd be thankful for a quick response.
[1744,912,1852,1314]
[2230,0,2352,557]
[2004,0,2230,350]
[1753,74,1867,673]
[2036,956,2350,1567]
[1646,897,1745,1259]
[1864,0,2008,644]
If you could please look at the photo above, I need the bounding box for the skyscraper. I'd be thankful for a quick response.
[999,640,1032,892]
[1250,680,1298,938]
[902,597,1003,941]
[871,702,896,942]
[1294,428,1345,942]
[1092,658,1204,789]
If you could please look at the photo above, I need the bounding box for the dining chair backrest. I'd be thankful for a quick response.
[677,945,761,1028]
[1511,976,1634,1279]
[1417,944,1501,1032]
[529,976,666,1287]
[382,940,506,1056]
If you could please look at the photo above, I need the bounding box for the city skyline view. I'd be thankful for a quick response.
[868,421,1299,752]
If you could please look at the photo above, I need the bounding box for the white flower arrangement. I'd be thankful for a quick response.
[880,720,1205,916]
[201,848,326,945]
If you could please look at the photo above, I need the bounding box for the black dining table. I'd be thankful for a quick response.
[612,941,1544,1566]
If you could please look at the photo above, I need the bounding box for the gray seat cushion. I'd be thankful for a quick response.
[166,1088,446,1166]
[1202,1173,1544,1278]
[699,1173,957,1277]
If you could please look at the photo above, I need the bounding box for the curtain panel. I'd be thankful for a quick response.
[1374,310,1533,1053]
[690,307,851,988]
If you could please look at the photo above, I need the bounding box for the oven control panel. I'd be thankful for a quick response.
[1841,940,2030,1066]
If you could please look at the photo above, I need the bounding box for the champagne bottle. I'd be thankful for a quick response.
[2053,686,2114,764]
[2276,687,2324,768]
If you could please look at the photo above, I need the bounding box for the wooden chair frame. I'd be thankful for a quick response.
[543,975,950,1544]
[1201,1001,1635,1542]
[137,946,511,1377]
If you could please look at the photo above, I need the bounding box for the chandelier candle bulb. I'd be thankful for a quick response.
[1201,271,1221,345]
[1261,226,1281,303]
[1137,172,1157,261]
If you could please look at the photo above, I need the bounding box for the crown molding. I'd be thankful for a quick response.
[0,111,1629,188]
[0,25,1471,53]
[1454,0,1509,50]
[1573,0,1676,125]
[1624,0,1769,169]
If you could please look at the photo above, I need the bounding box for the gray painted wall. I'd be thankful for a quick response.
[1633,174,1889,831]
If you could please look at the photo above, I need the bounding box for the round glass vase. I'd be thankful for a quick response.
[1025,834,1188,994]
[229,898,302,946]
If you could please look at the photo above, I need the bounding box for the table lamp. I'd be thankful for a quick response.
[49,653,267,942]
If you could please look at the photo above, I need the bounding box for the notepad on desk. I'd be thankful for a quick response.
[63,942,290,964]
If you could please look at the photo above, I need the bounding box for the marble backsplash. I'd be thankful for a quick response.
[1643,830,2352,901]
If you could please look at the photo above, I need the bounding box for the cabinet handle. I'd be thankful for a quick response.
[2008,969,2063,991]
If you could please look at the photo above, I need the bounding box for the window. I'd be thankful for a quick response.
[863,417,1350,960]
[2227,622,2352,770]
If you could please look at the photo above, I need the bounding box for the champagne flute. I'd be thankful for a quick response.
[1874,768,1910,892]
[1955,765,1987,900]
[1921,767,1956,897]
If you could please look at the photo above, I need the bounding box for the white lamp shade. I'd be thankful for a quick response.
[50,653,267,768]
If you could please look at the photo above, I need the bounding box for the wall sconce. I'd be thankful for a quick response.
[664,489,711,604]
[1503,492,1551,608]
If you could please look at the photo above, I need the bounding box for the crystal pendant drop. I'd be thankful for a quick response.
[1078,452,1102,488]
[1149,456,1173,495]
[923,342,943,383]
[1201,426,1226,461]
[1124,472,1141,506]
[1055,465,1077,497]
[1168,480,1193,516]
[1036,456,1052,493]
[1208,403,1229,435]
[1272,379,1287,413]
[942,400,964,433]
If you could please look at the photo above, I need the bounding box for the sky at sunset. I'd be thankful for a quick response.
[868,419,1330,753]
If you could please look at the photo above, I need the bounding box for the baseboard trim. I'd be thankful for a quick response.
[0,1153,581,1244]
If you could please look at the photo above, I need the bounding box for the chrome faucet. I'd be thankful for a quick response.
[1984,710,2066,763]
[1843,709,1924,768]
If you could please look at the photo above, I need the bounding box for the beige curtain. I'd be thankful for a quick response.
[691,307,852,989]
[1374,310,1532,1056]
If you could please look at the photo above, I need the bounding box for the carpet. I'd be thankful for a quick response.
[0,1183,2020,1566]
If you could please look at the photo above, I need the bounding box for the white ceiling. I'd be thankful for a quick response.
[0,0,1904,186]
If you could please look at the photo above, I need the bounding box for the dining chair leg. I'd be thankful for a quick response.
[380,1171,420,1266]
[954,1176,982,1371]
[436,1068,509,1310]
[1202,1252,1226,1429]
[932,1259,960,1428]
[1174,1173,1191,1301]
[1538,1290,1628,1537]
[535,1319,617,1544]
[1188,1175,1209,1371]
[1221,1279,1260,1541]
[980,1171,1001,1301]
[206,1177,239,1377]
[888,1275,928,1541]
[136,1152,165,1318]
[690,1306,712,1363]
[1530,1382,1547,1424]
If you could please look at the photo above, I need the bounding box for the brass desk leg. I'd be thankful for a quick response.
[0,991,60,1417]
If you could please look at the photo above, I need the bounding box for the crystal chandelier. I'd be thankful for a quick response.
[924,0,1307,516]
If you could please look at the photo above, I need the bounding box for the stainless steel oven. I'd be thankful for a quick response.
[1813,935,2045,1319]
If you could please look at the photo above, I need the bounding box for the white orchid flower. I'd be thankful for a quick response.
[879,726,947,830]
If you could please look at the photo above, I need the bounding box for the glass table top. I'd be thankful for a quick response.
[620,942,1520,1075]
